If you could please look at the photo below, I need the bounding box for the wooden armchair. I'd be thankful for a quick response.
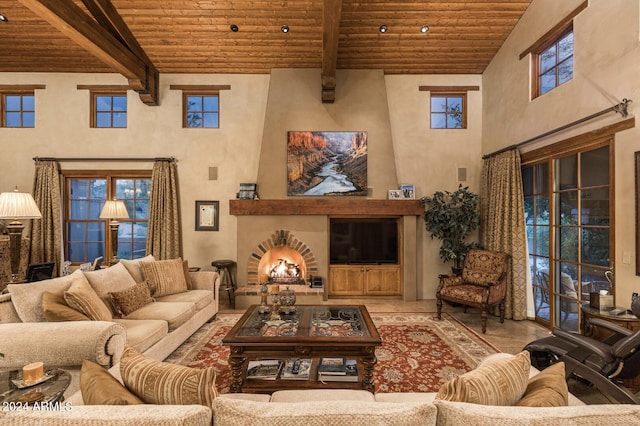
[436,248,510,333]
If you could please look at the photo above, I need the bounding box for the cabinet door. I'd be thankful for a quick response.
[328,266,364,296]
[365,266,401,295]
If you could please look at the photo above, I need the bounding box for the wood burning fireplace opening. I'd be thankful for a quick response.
[246,229,318,286]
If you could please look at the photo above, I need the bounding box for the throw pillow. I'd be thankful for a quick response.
[108,280,155,317]
[41,291,90,322]
[120,346,218,406]
[435,350,530,406]
[140,258,188,297]
[80,360,143,405]
[516,361,568,407]
[120,255,156,283]
[63,274,112,321]
[83,262,138,315]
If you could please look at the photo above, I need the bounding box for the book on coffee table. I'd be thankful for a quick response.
[246,359,282,380]
[318,359,358,382]
[281,358,312,380]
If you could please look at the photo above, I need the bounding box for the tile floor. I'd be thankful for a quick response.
[218,296,551,354]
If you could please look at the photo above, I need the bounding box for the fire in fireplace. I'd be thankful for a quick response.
[248,229,318,286]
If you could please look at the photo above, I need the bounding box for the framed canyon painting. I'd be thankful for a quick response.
[287,131,367,196]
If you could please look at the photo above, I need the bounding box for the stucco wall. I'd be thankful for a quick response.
[482,0,640,306]
[0,69,483,300]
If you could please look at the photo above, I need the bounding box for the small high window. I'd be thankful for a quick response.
[430,94,466,129]
[169,85,230,129]
[2,93,35,128]
[185,94,219,128]
[92,92,127,128]
[535,26,574,97]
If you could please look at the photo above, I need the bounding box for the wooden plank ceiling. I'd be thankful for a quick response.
[0,0,531,102]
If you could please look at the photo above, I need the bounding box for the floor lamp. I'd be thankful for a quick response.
[0,187,42,283]
[100,199,129,264]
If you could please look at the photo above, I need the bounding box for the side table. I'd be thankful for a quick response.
[0,368,71,405]
[580,305,640,392]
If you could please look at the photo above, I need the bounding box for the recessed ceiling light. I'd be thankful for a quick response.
[420,25,429,34]
[0,14,8,23]
[230,24,239,32]
[281,25,289,33]
[379,25,388,33]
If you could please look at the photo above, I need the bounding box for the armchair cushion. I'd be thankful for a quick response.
[461,249,508,286]
[440,284,504,306]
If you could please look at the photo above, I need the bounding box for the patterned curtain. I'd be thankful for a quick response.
[146,160,181,259]
[480,149,528,320]
[30,159,62,276]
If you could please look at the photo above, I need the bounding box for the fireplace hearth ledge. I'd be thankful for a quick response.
[234,284,325,310]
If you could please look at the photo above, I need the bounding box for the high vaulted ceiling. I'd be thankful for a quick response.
[0,0,532,103]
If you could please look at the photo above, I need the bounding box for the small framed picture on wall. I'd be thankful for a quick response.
[388,189,403,199]
[196,200,219,231]
[401,184,415,199]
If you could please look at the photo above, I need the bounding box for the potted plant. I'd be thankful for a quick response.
[420,184,481,273]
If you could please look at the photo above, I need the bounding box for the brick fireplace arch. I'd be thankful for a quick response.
[246,229,318,286]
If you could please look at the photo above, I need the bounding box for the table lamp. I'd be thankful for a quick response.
[99,199,129,263]
[0,187,42,282]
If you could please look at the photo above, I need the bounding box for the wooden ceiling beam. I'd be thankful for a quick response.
[321,0,343,103]
[17,0,159,105]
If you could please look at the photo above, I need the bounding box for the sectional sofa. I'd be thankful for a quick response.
[3,351,640,425]
[0,255,220,396]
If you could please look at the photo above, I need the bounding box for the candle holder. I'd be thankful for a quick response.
[258,281,271,318]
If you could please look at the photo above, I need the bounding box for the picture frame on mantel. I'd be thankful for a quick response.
[196,200,219,231]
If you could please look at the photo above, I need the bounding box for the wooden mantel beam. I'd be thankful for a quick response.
[321,0,343,103]
[18,0,159,105]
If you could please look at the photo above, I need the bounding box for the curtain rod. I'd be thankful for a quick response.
[33,156,176,162]
[483,98,632,159]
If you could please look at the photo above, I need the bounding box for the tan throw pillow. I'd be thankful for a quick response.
[83,262,138,315]
[516,361,568,407]
[80,360,143,405]
[140,258,188,297]
[120,346,218,406]
[41,291,90,322]
[120,255,156,283]
[108,281,155,317]
[435,350,530,406]
[63,274,112,321]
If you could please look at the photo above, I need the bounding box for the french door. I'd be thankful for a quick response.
[523,140,613,331]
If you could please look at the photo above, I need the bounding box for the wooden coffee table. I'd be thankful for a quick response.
[222,304,382,393]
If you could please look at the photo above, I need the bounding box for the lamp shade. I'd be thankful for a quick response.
[0,188,42,219]
[99,200,129,219]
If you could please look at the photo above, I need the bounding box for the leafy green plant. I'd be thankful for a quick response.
[420,185,481,270]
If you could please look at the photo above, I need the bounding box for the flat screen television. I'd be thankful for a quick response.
[26,262,55,282]
[330,218,399,264]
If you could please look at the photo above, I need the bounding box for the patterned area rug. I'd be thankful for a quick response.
[165,312,499,394]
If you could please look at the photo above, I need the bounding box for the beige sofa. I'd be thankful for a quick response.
[0,256,220,396]
[4,353,640,425]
